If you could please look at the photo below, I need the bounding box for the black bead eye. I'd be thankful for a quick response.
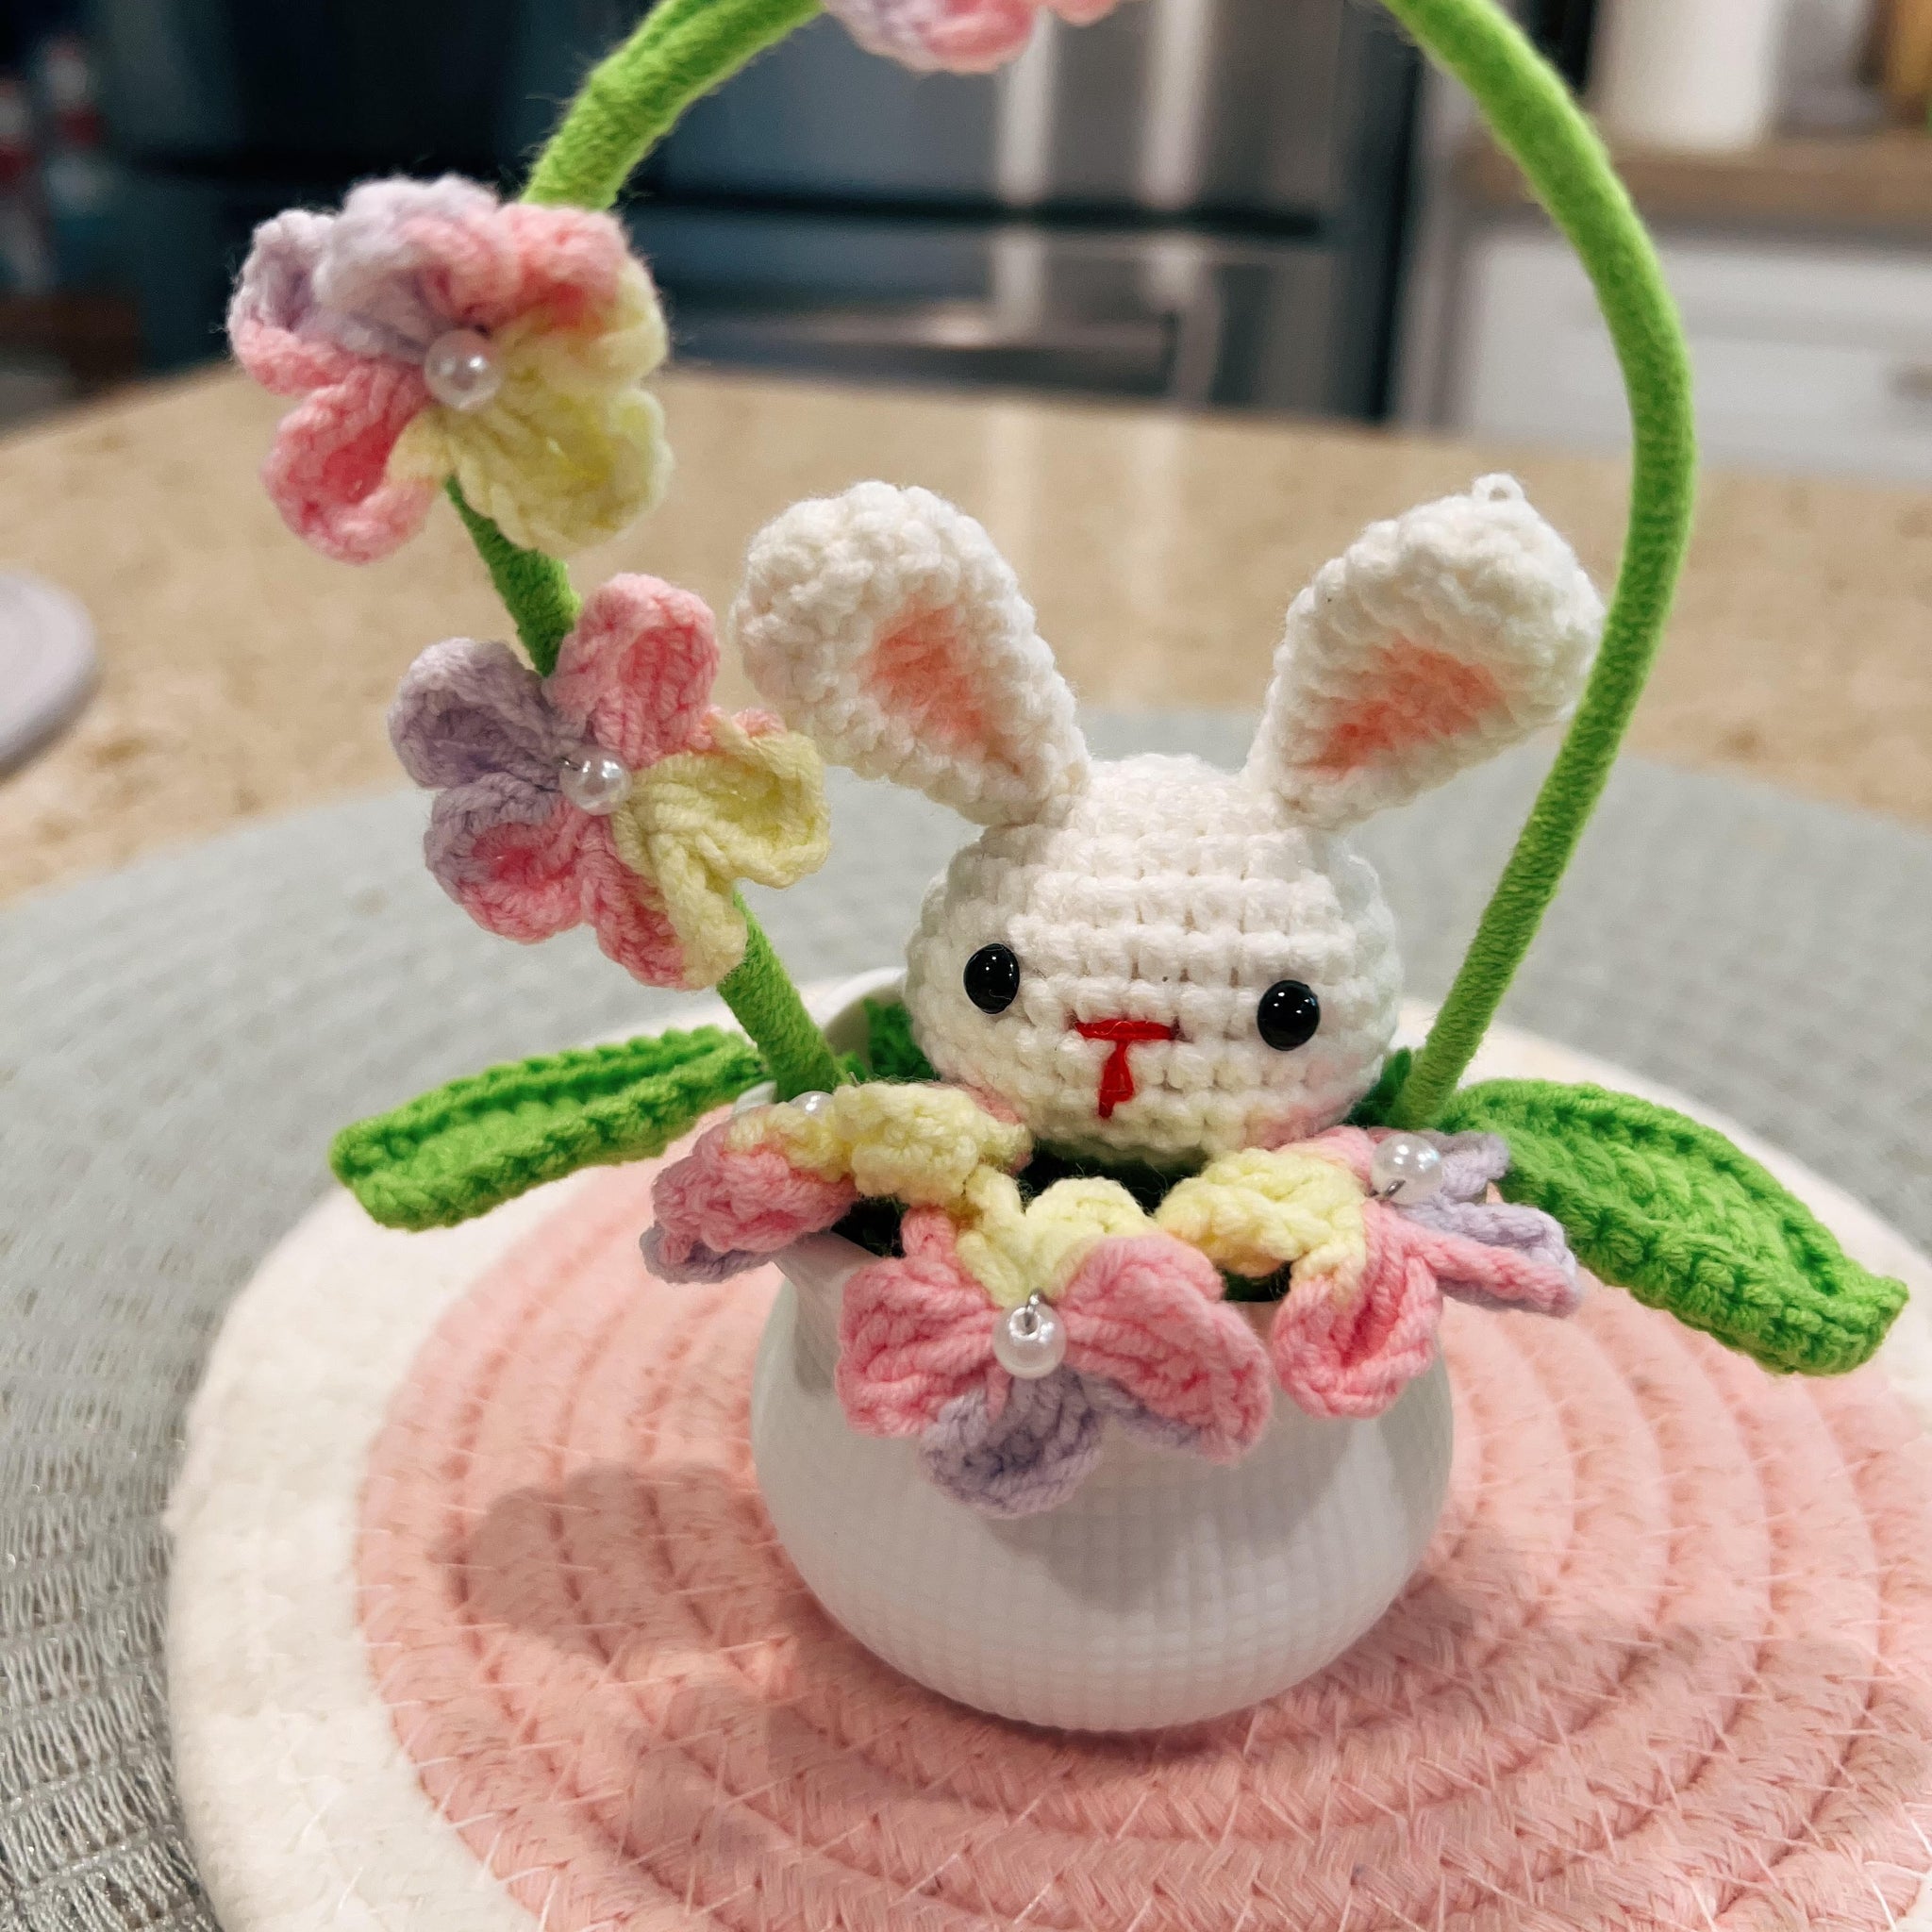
[963,943,1021,1015]
[1257,979,1321,1051]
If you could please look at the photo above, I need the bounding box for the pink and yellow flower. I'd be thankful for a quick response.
[824,0,1124,72]
[390,575,829,991]
[839,1210,1272,1461]
[228,175,670,562]
[1169,1128,1584,1419]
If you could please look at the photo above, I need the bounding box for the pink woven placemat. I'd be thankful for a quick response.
[356,1161,1932,1930]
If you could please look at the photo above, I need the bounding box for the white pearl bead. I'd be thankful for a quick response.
[791,1091,834,1117]
[991,1297,1067,1381]
[558,750,633,815]
[423,327,502,412]
[1370,1132,1446,1206]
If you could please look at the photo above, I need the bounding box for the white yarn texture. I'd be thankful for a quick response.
[905,751,1402,1162]
[1246,475,1605,830]
[735,477,1604,1161]
[731,481,1088,825]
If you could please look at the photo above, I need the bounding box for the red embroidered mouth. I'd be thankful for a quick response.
[1072,1018,1179,1118]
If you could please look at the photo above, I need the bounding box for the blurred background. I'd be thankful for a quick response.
[0,0,1921,480]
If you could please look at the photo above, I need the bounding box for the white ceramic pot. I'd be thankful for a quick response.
[747,973,1455,1732]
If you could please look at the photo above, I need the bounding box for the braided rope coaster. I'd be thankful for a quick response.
[168,1016,1932,1932]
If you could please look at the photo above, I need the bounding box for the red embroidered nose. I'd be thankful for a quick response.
[1073,1018,1178,1118]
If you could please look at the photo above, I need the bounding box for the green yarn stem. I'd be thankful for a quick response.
[717,902,843,1100]
[445,0,830,667]
[523,0,824,211]
[445,481,581,675]
[1380,0,1698,1130]
[439,0,840,1089]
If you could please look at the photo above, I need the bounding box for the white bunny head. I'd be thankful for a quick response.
[733,478,1603,1166]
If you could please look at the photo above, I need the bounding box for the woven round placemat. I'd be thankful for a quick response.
[165,1013,1932,1932]
[4,718,1932,1928]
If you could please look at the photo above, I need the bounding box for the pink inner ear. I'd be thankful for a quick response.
[864,606,993,760]
[1308,641,1505,775]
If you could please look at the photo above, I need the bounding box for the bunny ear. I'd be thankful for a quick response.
[1245,477,1605,830]
[730,481,1087,824]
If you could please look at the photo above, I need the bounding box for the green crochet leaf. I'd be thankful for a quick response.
[864,997,936,1082]
[331,1025,765,1231]
[1438,1079,1907,1376]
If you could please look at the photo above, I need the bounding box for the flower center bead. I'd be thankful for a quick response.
[992,1294,1067,1380]
[1369,1132,1446,1206]
[558,749,633,814]
[423,328,503,412]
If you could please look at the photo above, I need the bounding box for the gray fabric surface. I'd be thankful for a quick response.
[3,712,1928,1930]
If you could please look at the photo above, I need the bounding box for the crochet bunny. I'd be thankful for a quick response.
[733,476,1606,1166]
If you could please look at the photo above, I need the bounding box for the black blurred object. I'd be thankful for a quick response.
[89,0,1422,420]
[89,0,633,366]
[1528,0,1599,91]
[0,4,141,424]
[0,0,81,67]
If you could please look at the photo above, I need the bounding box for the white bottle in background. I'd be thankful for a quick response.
[1592,0,1794,151]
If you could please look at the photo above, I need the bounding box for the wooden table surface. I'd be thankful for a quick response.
[1460,127,1932,239]
[1,364,1928,903]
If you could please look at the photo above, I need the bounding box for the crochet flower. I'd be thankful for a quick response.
[840,1209,1272,1516]
[1168,1130,1584,1420]
[390,575,829,990]
[644,1081,1032,1280]
[228,175,670,562]
[824,0,1124,73]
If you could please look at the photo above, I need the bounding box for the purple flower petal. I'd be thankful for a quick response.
[1429,1131,1512,1206]
[308,175,498,359]
[1404,1195,1582,1311]
[1088,1374,1203,1453]
[229,208,335,343]
[920,1371,1105,1518]
[390,637,568,791]
[1389,1131,1581,1314]
[638,1224,765,1284]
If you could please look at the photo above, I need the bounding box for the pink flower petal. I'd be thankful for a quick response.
[259,359,435,563]
[650,1120,858,1273]
[392,201,632,338]
[838,1209,998,1437]
[923,0,1040,67]
[575,817,691,987]
[230,312,359,397]
[1270,1203,1441,1421]
[1058,1235,1272,1459]
[824,0,1038,71]
[544,576,719,768]
[426,775,587,941]
[1402,1215,1584,1318]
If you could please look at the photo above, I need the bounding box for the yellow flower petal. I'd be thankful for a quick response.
[1156,1147,1366,1284]
[390,266,673,554]
[955,1173,1152,1309]
[519,263,668,393]
[608,720,831,986]
[728,1082,1031,1207]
